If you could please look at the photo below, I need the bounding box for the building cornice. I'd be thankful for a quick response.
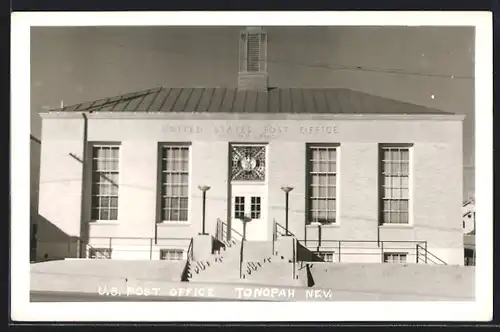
[40,112,466,121]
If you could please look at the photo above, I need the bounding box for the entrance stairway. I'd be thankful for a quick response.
[185,237,304,286]
[241,240,305,286]
[187,237,242,283]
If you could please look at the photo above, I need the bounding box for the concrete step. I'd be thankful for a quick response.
[188,240,242,282]
[241,259,305,286]
[189,260,241,282]
[243,241,273,261]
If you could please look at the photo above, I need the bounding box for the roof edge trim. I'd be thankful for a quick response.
[39,112,466,121]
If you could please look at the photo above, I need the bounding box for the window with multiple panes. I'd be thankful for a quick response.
[234,196,245,219]
[250,196,261,219]
[307,146,337,225]
[381,146,410,224]
[317,252,334,262]
[89,248,112,259]
[160,145,189,222]
[384,253,407,264]
[160,249,184,261]
[91,145,119,221]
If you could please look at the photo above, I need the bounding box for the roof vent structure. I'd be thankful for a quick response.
[238,26,268,91]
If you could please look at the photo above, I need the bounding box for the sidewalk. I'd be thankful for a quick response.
[31,270,474,302]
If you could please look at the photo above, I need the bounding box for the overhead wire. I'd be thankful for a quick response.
[88,38,474,81]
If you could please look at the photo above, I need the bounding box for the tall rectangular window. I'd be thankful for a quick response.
[91,145,119,221]
[381,146,410,224]
[161,145,189,222]
[307,146,337,225]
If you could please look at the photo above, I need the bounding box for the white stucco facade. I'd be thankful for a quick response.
[36,111,465,265]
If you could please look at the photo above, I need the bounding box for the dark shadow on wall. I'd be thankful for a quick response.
[306,264,316,287]
[32,213,81,262]
[296,241,325,262]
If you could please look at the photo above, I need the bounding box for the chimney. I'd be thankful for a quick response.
[238,26,268,91]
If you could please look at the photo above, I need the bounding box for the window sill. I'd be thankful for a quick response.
[230,181,267,186]
[157,222,191,227]
[89,221,119,225]
[379,224,413,229]
[306,223,340,228]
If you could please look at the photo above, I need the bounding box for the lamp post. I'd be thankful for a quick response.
[198,185,211,235]
[281,186,294,236]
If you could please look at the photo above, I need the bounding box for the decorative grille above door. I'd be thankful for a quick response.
[231,145,266,181]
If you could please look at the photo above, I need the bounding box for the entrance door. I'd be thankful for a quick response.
[231,185,267,241]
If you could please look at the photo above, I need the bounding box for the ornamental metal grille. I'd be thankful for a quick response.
[231,145,266,181]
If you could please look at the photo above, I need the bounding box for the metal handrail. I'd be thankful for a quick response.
[36,236,192,261]
[216,218,244,243]
[239,237,244,279]
[300,239,428,244]
[274,221,296,237]
[214,219,245,278]
[181,237,194,281]
[416,244,447,265]
[215,219,223,242]
[293,239,446,264]
[187,237,194,261]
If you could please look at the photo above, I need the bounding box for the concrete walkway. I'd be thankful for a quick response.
[31,271,474,302]
[30,260,475,302]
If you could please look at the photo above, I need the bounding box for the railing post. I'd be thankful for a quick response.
[109,238,112,259]
[239,241,243,279]
[338,240,341,263]
[416,244,419,264]
[272,222,275,255]
[273,220,277,240]
[424,242,428,264]
[149,238,153,260]
[380,241,384,263]
[76,238,81,259]
[317,224,322,252]
[190,239,194,261]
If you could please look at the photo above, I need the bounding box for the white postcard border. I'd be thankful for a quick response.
[11,11,493,322]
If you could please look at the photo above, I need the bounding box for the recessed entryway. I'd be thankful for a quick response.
[229,144,268,241]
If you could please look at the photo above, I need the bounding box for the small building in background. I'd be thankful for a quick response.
[30,135,41,261]
[463,233,475,266]
[462,199,475,266]
[462,199,475,234]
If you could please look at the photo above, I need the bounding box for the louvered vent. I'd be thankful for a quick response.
[246,33,261,72]
[238,27,268,91]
